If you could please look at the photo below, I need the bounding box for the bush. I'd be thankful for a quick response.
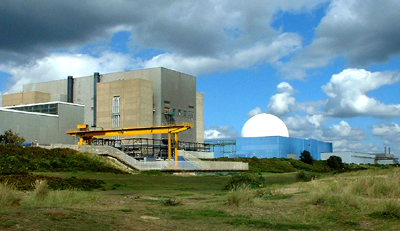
[225,185,253,207]
[300,150,313,165]
[0,129,25,146]
[33,180,49,200]
[0,146,127,175]
[327,156,344,170]
[223,173,265,190]
[296,170,317,182]
[0,174,105,191]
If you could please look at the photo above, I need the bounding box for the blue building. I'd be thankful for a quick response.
[206,136,332,160]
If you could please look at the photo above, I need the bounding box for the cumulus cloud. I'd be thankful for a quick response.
[331,140,378,153]
[268,82,296,116]
[1,52,137,93]
[143,33,302,75]
[321,120,365,141]
[0,0,327,82]
[322,69,400,118]
[281,0,400,79]
[246,107,263,117]
[285,115,326,138]
[204,125,239,139]
[372,123,400,145]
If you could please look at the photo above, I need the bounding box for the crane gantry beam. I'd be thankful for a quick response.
[67,123,193,162]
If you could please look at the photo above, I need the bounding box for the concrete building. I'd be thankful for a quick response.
[0,102,84,144]
[206,136,333,160]
[321,151,398,165]
[2,67,204,144]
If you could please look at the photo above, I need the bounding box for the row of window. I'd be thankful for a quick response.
[8,103,58,115]
[164,107,194,118]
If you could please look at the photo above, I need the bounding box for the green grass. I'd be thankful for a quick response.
[2,170,400,230]
[2,146,400,230]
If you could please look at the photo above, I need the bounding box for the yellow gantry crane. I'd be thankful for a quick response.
[67,123,193,162]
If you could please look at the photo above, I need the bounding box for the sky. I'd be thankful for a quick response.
[1,0,400,155]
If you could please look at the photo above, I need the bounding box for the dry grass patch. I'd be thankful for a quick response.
[0,182,23,206]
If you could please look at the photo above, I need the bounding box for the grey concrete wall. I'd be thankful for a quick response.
[161,68,196,142]
[2,91,51,106]
[9,67,202,143]
[196,93,204,143]
[0,103,84,145]
[0,109,59,144]
[24,79,68,96]
[58,103,84,144]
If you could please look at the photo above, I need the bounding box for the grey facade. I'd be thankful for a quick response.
[8,67,203,143]
[0,102,84,144]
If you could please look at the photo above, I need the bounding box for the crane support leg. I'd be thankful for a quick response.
[168,132,172,161]
[175,133,178,167]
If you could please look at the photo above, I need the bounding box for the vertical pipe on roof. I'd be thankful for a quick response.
[93,72,100,127]
[67,76,74,103]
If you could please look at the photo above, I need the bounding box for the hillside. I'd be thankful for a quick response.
[0,146,127,190]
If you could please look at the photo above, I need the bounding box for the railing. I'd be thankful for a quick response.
[45,144,248,171]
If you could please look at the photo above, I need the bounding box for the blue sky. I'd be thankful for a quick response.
[1,0,400,155]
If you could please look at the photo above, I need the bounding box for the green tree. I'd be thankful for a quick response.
[327,155,344,170]
[300,150,313,165]
[0,129,25,146]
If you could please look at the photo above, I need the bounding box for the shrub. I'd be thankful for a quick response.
[296,170,317,182]
[0,174,105,191]
[0,146,127,174]
[0,129,25,146]
[327,156,344,170]
[225,185,253,207]
[223,173,265,190]
[300,150,313,165]
[33,180,49,200]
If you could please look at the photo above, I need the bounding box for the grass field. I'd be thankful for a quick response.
[2,168,400,231]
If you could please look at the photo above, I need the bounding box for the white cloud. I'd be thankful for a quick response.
[372,123,400,145]
[268,81,296,116]
[1,52,137,93]
[321,120,365,141]
[143,33,302,76]
[285,116,317,138]
[204,125,239,139]
[281,0,400,79]
[285,114,326,138]
[246,107,263,117]
[331,140,378,153]
[322,69,400,118]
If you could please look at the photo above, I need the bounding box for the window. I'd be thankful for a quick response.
[112,96,120,128]
[112,96,120,114]
[112,115,120,128]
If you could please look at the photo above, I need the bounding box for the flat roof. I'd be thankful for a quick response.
[0,108,58,117]
[2,101,84,109]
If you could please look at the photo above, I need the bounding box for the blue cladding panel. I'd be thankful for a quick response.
[206,136,332,160]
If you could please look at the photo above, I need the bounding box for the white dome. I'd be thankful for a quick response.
[241,113,289,137]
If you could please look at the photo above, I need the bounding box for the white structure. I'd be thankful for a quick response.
[321,151,397,165]
[241,113,289,138]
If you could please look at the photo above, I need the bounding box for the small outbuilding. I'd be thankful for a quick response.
[321,151,398,165]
